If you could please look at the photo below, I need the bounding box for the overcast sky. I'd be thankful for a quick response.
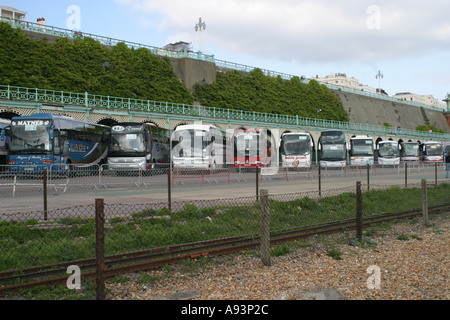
[3,0,450,103]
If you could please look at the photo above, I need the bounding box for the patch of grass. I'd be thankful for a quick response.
[326,248,343,260]
[271,245,290,257]
[349,236,377,247]
[432,225,444,235]
[397,234,410,241]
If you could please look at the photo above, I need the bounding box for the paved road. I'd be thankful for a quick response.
[1,165,448,219]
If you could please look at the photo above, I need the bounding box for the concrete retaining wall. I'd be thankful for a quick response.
[332,90,450,133]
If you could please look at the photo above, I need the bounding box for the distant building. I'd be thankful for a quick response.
[315,73,378,94]
[0,5,27,22]
[163,41,192,52]
[393,92,446,111]
[36,17,46,29]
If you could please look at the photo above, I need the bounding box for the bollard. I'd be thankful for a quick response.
[95,198,105,300]
[259,189,271,266]
[356,181,363,240]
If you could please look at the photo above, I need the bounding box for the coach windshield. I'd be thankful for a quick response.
[9,119,53,154]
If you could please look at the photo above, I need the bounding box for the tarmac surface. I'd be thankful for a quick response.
[1,164,448,220]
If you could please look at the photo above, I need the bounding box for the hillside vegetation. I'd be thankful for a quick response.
[193,69,349,122]
[0,22,194,104]
[0,22,348,122]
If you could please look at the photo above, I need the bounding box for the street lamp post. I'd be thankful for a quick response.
[315,109,322,127]
[444,93,450,112]
[376,70,383,94]
[195,17,206,52]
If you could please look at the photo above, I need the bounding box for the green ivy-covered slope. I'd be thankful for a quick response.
[0,22,348,122]
[193,69,349,122]
[0,22,194,104]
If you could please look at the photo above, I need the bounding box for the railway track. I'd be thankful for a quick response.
[1,202,449,295]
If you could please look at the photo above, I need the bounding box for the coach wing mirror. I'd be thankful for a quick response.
[49,126,55,140]
[0,128,5,141]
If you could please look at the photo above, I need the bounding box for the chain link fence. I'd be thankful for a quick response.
[1,163,447,217]
[0,163,449,297]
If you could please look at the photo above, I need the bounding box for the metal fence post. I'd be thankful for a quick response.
[95,198,105,300]
[260,189,271,266]
[256,166,259,201]
[435,163,437,185]
[43,168,48,221]
[318,164,322,198]
[356,181,363,240]
[421,179,428,224]
[168,167,172,211]
[405,162,408,188]
[367,165,370,191]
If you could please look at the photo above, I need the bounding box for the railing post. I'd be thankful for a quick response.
[84,91,88,108]
[260,189,271,267]
[95,198,105,300]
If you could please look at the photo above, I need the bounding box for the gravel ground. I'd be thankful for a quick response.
[107,214,449,300]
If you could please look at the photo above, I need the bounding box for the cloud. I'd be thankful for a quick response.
[115,0,450,64]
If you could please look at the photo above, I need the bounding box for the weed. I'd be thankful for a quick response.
[271,245,290,257]
[397,234,410,241]
[326,248,343,260]
[349,236,377,247]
